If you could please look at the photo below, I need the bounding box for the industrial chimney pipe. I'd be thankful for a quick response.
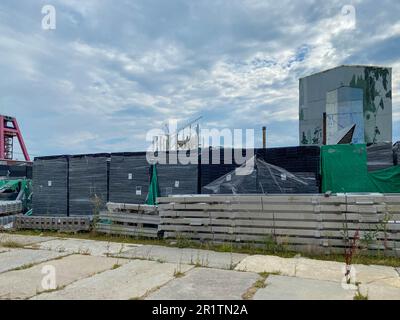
[262,126,267,149]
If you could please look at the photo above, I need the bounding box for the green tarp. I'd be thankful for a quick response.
[146,165,159,205]
[321,144,400,193]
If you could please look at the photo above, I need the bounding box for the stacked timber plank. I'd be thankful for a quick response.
[96,202,159,238]
[69,154,109,216]
[158,194,400,255]
[32,156,69,216]
[109,153,150,204]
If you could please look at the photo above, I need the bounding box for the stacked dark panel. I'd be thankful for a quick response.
[256,146,320,193]
[0,164,33,178]
[394,142,400,166]
[109,152,151,204]
[150,151,199,197]
[200,148,251,189]
[157,163,198,196]
[201,147,321,194]
[69,154,109,216]
[255,146,320,173]
[32,156,69,216]
[367,143,394,172]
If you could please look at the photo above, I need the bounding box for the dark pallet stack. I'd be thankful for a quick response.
[109,152,151,204]
[148,151,199,197]
[0,164,32,179]
[394,142,400,166]
[256,146,320,193]
[256,146,320,173]
[367,143,394,172]
[32,156,69,216]
[201,147,320,194]
[200,148,252,189]
[69,154,109,216]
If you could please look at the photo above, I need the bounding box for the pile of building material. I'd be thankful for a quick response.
[202,157,319,195]
[158,194,400,256]
[0,200,23,215]
[0,164,32,179]
[367,142,394,171]
[69,154,109,216]
[14,216,91,232]
[157,163,199,196]
[32,156,69,216]
[96,202,159,238]
[109,152,150,204]
[200,147,320,193]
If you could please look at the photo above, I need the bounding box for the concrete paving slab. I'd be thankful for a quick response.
[147,268,259,300]
[116,245,247,269]
[253,275,356,300]
[0,255,126,300]
[32,260,193,300]
[28,238,140,256]
[353,264,399,285]
[234,255,297,276]
[359,283,400,300]
[0,249,68,274]
[0,233,55,247]
[365,277,400,289]
[294,258,345,282]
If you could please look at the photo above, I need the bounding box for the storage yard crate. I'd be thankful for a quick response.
[69,154,109,216]
[109,152,151,204]
[32,156,69,216]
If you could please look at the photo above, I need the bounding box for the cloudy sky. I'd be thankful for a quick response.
[0,0,399,158]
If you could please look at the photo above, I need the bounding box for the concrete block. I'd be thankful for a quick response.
[32,260,193,300]
[353,264,398,284]
[253,275,355,300]
[359,283,400,300]
[0,249,68,274]
[294,258,345,282]
[147,268,259,300]
[116,245,247,269]
[0,255,126,299]
[28,238,140,256]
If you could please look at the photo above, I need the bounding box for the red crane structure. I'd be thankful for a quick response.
[0,115,30,163]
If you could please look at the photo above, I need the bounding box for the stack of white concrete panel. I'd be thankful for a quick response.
[96,202,159,238]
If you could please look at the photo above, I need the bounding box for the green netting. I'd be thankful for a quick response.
[146,165,159,205]
[321,144,400,193]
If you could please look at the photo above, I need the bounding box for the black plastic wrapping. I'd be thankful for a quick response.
[32,156,68,216]
[109,152,151,204]
[0,164,33,179]
[69,154,109,216]
[203,157,319,195]
[200,147,321,191]
[366,142,394,172]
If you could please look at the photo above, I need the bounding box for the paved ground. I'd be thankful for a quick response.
[0,233,399,300]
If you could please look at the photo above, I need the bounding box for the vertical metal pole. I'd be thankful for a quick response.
[0,116,4,160]
[323,112,327,145]
[262,126,267,149]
